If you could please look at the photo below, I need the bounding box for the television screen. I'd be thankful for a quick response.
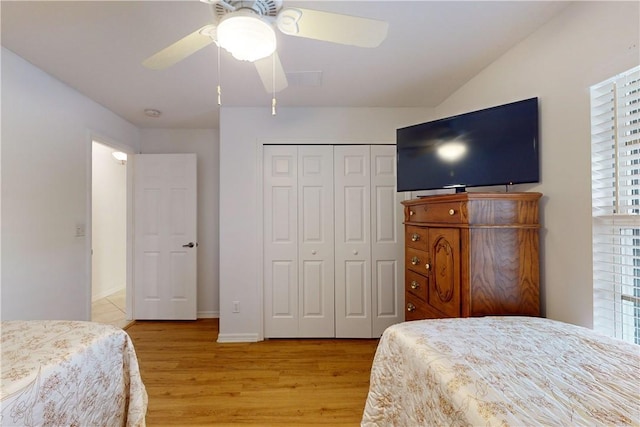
[396,98,539,192]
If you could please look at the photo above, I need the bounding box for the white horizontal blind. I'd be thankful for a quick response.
[591,65,640,344]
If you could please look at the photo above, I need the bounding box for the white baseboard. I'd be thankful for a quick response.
[197,310,219,319]
[216,333,261,343]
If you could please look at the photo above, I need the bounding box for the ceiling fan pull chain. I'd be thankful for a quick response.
[271,53,277,116]
[217,44,222,106]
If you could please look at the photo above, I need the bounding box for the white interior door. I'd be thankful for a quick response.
[133,154,197,319]
[298,146,334,337]
[264,146,299,337]
[370,145,404,336]
[334,146,372,338]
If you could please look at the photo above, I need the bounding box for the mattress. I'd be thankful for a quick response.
[362,316,640,426]
[1,320,147,427]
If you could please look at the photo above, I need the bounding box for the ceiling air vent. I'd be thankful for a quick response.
[285,71,323,87]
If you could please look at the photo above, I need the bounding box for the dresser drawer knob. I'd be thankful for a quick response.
[411,256,420,265]
[407,303,416,312]
[411,233,420,242]
[409,210,415,216]
[311,250,317,255]
[410,280,420,290]
[449,208,455,216]
[425,263,431,271]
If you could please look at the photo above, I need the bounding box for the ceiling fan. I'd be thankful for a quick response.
[142,0,389,93]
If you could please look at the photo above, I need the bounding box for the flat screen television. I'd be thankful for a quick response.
[396,97,539,192]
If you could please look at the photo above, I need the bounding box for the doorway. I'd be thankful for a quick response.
[90,140,131,328]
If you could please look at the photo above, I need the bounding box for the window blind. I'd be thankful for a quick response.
[591,65,640,344]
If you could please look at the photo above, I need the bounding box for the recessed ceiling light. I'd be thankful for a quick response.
[144,108,162,118]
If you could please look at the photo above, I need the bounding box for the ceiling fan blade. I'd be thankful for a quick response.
[254,52,289,93]
[277,7,388,48]
[142,24,216,70]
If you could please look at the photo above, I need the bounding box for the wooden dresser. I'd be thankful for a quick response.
[402,192,541,321]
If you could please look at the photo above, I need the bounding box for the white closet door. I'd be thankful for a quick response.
[264,145,299,337]
[370,145,404,336]
[298,146,335,337]
[334,146,372,338]
[265,144,402,339]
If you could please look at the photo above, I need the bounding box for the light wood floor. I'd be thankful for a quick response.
[126,319,380,426]
[92,289,133,329]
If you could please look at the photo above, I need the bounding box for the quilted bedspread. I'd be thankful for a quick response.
[362,316,640,426]
[1,320,147,427]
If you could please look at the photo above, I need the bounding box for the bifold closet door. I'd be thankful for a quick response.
[334,146,372,337]
[370,145,404,337]
[265,144,402,339]
[334,145,403,338]
[264,145,298,337]
[297,146,334,337]
[264,145,334,338]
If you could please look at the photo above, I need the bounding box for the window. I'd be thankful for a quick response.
[591,65,640,344]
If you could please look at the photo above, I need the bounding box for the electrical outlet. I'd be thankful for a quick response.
[232,301,240,313]
[75,223,86,237]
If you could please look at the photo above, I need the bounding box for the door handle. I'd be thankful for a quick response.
[182,242,196,248]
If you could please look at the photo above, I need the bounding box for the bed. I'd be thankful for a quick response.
[1,320,147,427]
[362,316,640,426]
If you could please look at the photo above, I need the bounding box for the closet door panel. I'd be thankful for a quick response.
[264,146,299,337]
[375,259,397,316]
[371,145,404,337]
[271,261,296,316]
[298,146,335,337]
[345,260,367,316]
[344,187,367,241]
[301,260,324,315]
[335,146,372,338]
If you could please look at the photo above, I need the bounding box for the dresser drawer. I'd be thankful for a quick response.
[405,295,429,321]
[407,201,466,224]
[405,295,447,320]
[405,226,427,251]
[405,270,428,302]
[405,247,430,275]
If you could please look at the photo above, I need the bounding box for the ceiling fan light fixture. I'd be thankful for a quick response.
[217,13,276,62]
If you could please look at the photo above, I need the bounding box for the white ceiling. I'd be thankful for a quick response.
[1,1,571,129]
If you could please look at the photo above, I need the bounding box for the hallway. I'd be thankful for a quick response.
[92,289,132,329]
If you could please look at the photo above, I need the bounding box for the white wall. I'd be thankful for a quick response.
[3,1,635,332]
[140,128,219,318]
[433,1,640,328]
[218,107,433,341]
[91,141,127,301]
[218,2,640,340]
[1,48,140,320]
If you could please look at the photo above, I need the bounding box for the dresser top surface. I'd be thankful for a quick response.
[402,192,542,206]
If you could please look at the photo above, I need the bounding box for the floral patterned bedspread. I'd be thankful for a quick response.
[1,320,147,427]
[362,316,640,426]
